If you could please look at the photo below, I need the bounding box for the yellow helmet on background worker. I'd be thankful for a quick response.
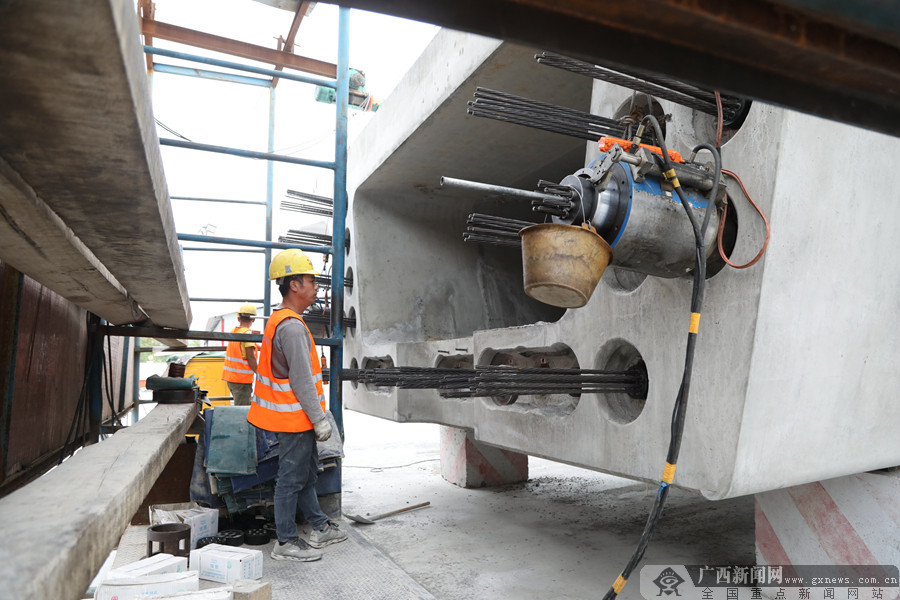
[269,248,320,281]
[238,303,257,317]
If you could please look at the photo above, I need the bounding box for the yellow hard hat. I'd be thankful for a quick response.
[269,248,319,280]
[238,303,257,317]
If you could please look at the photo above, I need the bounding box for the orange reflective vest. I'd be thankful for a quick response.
[247,308,325,432]
[222,327,256,384]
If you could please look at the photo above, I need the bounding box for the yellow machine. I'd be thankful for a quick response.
[183,352,233,407]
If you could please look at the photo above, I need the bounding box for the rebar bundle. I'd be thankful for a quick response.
[536,52,746,123]
[342,365,648,399]
[314,273,353,289]
[278,230,332,246]
[302,309,356,328]
[467,87,626,142]
[282,189,333,217]
[532,179,577,218]
[463,213,535,248]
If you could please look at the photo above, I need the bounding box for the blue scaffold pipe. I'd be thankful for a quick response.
[177,233,333,255]
[328,6,351,437]
[152,63,271,87]
[144,46,337,89]
[160,138,336,171]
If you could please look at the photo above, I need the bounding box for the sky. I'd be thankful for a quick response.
[147,1,439,328]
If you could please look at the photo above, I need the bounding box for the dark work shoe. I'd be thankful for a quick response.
[271,538,323,562]
[308,520,348,548]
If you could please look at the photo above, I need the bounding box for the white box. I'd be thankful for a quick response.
[154,588,233,600]
[150,502,220,549]
[189,544,263,584]
[107,553,188,579]
[93,570,199,600]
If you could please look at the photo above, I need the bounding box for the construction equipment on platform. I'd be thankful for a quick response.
[443,132,724,307]
[315,68,380,111]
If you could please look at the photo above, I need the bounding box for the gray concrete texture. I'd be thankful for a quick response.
[342,30,900,499]
[0,0,191,328]
[340,410,754,600]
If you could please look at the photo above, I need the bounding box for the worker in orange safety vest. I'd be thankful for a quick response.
[222,303,259,406]
[247,248,347,562]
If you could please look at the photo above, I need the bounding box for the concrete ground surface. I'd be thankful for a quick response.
[340,409,755,600]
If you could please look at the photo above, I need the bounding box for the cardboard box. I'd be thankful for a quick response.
[150,502,220,549]
[93,570,199,600]
[107,553,188,579]
[190,544,263,584]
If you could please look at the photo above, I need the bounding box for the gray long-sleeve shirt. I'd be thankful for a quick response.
[270,313,326,424]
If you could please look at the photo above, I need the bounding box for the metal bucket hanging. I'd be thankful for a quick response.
[519,222,612,308]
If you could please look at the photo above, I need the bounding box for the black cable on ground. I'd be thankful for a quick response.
[602,115,720,600]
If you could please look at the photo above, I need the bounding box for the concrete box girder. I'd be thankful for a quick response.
[343,29,900,499]
[0,0,191,328]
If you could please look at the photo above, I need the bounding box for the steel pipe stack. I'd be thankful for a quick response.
[535,52,747,124]
[342,365,648,400]
[467,87,626,141]
[278,230,333,247]
[282,189,334,217]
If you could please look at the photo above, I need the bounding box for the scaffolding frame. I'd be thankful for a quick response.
[137,5,350,434]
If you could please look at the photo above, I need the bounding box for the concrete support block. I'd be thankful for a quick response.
[755,470,900,570]
[440,426,528,488]
[232,579,272,600]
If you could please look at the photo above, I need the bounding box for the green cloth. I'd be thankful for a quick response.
[206,406,257,475]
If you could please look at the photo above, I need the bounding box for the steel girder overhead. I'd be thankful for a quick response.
[0,0,191,328]
[334,0,900,138]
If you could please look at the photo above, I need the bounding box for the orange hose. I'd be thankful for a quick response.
[718,169,770,269]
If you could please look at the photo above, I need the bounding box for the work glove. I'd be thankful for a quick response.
[313,417,332,442]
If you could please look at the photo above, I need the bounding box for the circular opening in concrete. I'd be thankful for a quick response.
[596,339,648,424]
[362,355,395,393]
[477,343,580,414]
[603,266,647,294]
[345,266,354,296]
[349,358,358,389]
[347,306,356,337]
[613,94,666,141]
[705,196,739,279]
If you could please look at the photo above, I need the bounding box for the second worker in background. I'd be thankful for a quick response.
[247,249,347,562]
[222,303,259,406]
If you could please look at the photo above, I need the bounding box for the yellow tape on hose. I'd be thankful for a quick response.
[689,312,700,334]
[613,575,627,594]
[662,462,677,484]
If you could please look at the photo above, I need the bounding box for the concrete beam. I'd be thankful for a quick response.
[0,156,144,325]
[336,0,900,138]
[0,0,191,328]
[0,403,197,600]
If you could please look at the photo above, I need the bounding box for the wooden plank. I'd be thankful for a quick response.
[0,404,197,600]
[141,18,337,78]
